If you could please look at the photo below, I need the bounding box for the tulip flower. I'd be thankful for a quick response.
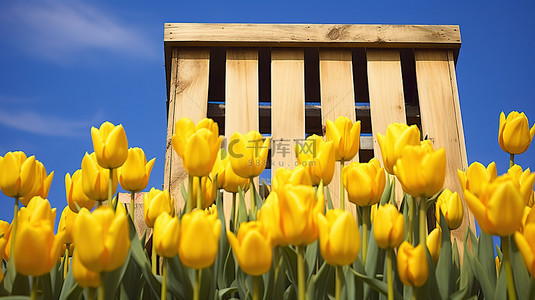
[212,149,249,194]
[20,160,54,206]
[521,207,535,233]
[257,192,284,246]
[65,170,95,212]
[373,204,405,249]
[91,121,129,169]
[457,161,497,197]
[514,217,535,277]
[227,221,273,275]
[464,174,524,236]
[325,116,361,162]
[397,242,429,287]
[191,176,216,209]
[427,227,442,265]
[118,147,155,193]
[317,209,360,266]
[81,152,118,202]
[0,237,6,282]
[143,188,174,228]
[499,111,535,155]
[529,190,534,208]
[377,123,421,174]
[271,165,312,192]
[18,196,56,229]
[228,131,270,179]
[435,189,463,230]
[295,135,335,186]
[0,151,37,198]
[72,206,130,273]
[179,210,221,269]
[58,206,78,245]
[0,220,11,260]
[153,212,180,258]
[343,158,386,207]
[72,250,100,288]
[393,140,446,198]
[172,117,223,177]
[508,164,535,206]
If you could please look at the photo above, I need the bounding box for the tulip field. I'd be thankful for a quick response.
[1,112,535,300]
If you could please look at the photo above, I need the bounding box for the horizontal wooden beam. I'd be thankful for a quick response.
[164,23,461,48]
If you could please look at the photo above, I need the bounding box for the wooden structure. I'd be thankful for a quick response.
[163,23,473,243]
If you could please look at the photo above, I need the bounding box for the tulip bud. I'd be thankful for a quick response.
[143,188,174,228]
[325,117,361,162]
[0,220,10,261]
[227,221,272,275]
[508,165,535,206]
[427,227,442,265]
[436,189,463,230]
[0,151,37,198]
[20,160,54,206]
[58,206,78,244]
[91,121,129,169]
[191,176,216,209]
[499,111,535,154]
[377,123,421,174]
[373,204,405,249]
[81,152,118,201]
[153,212,180,258]
[66,170,95,212]
[317,209,360,266]
[212,149,250,194]
[458,162,497,197]
[521,206,535,233]
[118,148,155,193]
[343,158,386,207]
[18,196,56,229]
[257,192,284,246]
[397,242,429,287]
[179,210,221,269]
[72,250,100,288]
[0,237,6,282]
[271,165,312,192]
[228,131,270,179]
[295,135,335,186]
[514,208,535,277]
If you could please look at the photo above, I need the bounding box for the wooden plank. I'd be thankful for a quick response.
[414,49,474,256]
[165,24,461,48]
[366,49,407,205]
[225,49,260,226]
[319,49,357,215]
[271,49,305,173]
[164,48,210,213]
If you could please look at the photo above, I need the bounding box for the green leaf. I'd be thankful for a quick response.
[379,174,393,206]
[237,188,249,230]
[38,273,53,300]
[280,246,298,286]
[218,286,238,298]
[478,231,497,288]
[325,186,334,210]
[167,255,192,299]
[304,241,318,282]
[435,212,453,299]
[120,254,143,300]
[495,257,507,300]
[181,182,188,211]
[350,267,403,300]
[102,250,132,299]
[464,229,494,300]
[58,265,82,300]
[509,235,530,300]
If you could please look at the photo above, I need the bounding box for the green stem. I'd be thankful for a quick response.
[340,160,345,210]
[232,192,237,232]
[253,275,260,300]
[297,245,306,300]
[274,246,280,283]
[88,288,96,299]
[130,191,135,223]
[152,241,157,275]
[187,174,193,213]
[419,197,427,247]
[98,281,105,300]
[63,244,70,278]
[196,176,202,210]
[250,178,256,216]
[31,276,38,300]
[408,196,415,245]
[161,258,168,300]
[510,154,515,168]
[502,236,517,300]
[362,206,370,266]
[11,196,19,263]
[193,269,202,300]
[108,168,114,205]
[335,265,343,300]
[387,248,394,300]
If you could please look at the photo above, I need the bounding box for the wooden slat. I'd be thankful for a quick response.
[164,48,210,212]
[414,49,473,256]
[271,49,305,174]
[366,49,407,205]
[319,49,357,215]
[225,49,260,226]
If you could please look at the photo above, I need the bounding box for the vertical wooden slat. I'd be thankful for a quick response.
[319,49,357,214]
[225,49,260,225]
[271,49,305,174]
[366,49,407,205]
[164,48,210,212]
[414,49,474,254]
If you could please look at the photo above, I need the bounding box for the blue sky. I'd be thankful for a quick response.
[0,0,534,226]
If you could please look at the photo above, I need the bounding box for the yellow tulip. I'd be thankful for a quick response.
[91,121,129,169]
[515,220,535,277]
[153,212,180,258]
[499,111,535,155]
[0,220,11,260]
[464,174,524,236]
[212,149,249,193]
[427,227,442,265]
[317,209,361,266]
[508,164,535,206]
[179,210,221,269]
[65,170,95,212]
[143,188,174,228]
[58,206,78,244]
[397,242,429,287]
[0,151,37,198]
[118,148,155,193]
[206,203,218,217]
[325,116,361,162]
[20,160,54,206]
[529,190,534,208]
[81,152,118,201]
[343,158,386,207]
[377,123,421,174]
[370,204,378,224]
[228,131,270,178]
[256,192,284,246]
[495,256,501,275]
[435,189,463,230]
[0,237,5,282]
[172,118,223,177]
[271,165,312,192]
[373,204,405,249]
[295,135,335,186]
[191,176,216,209]
[72,206,130,273]
[14,217,65,276]
[72,250,100,288]
[227,221,272,276]
[457,162,497,197]
[18,196,56,229]
[393,141,446,198]
[520,206,534,233]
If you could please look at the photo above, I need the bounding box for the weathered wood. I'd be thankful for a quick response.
[164,48,210,212]
[366,49,407,205]
[271,49,305,173]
